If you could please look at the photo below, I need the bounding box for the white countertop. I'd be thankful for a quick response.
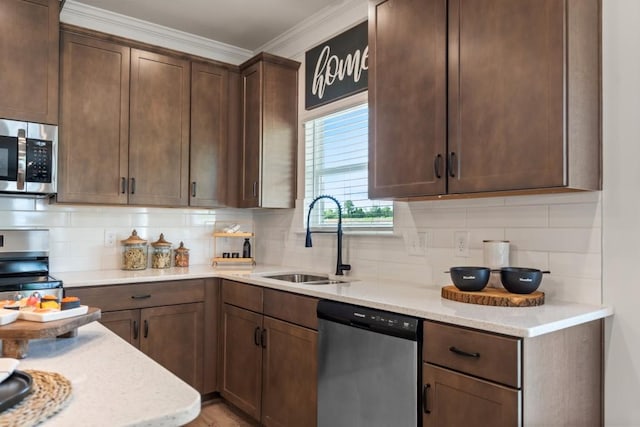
[56,264,613,338]
[12,322,201,426]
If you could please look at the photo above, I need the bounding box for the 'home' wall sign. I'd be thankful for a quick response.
[305,21,368,110]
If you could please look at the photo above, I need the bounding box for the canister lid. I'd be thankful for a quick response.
[175,241,189,253]
[151,233,172,248]
[121,229,147,245]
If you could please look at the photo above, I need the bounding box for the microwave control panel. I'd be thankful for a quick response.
[26,139,52,183]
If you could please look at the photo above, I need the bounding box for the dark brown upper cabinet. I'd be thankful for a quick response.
[238,53,300,208]
[369,0,601,200]
[190,61,230,207]
[58,31,130,204]
[0,0,59,124]
[129,49,190,206]
[59,31,191,207]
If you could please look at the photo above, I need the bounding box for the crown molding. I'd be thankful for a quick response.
[256,0,368,59]
[60,0,252,65]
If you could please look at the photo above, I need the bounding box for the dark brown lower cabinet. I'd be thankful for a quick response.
[261,316,317,427]
[422,364,519,427]
[72,279,216,394]
[423,319,603,427]
[220,280,318,426]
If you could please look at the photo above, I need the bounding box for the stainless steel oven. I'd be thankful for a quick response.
[0,229,63,301]
[0,119,57,195]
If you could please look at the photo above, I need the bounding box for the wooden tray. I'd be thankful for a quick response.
[441,286,544,307]
[0,306,101,358]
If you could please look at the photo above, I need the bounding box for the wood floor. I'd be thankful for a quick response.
[185,399,256,427]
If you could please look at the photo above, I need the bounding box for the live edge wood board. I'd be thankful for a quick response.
[0,307,101,358]
[441,286,544,307]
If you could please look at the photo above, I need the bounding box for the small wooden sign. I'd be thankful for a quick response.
[305,21,368,110]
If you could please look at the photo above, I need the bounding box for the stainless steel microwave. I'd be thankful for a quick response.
[0,119,57,195]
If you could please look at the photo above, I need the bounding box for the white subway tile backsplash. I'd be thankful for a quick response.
[467,205,549,228]
[506,228,601,253]
[549,203,602,228]
[0,191,603,305]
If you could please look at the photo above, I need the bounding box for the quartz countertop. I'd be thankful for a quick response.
[12,322,201,426]
[56,264,613,338]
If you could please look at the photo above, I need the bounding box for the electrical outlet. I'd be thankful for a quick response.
[454,231,470,257]
[104,231,116,248]
[407,232,428,256]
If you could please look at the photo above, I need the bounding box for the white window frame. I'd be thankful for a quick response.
[303,101,393,230]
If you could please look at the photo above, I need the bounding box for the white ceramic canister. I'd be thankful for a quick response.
[483,240,510,288]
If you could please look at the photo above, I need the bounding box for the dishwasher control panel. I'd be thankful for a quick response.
[317,299,420,340]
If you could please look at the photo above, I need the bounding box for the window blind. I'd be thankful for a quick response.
[304,103,393,228]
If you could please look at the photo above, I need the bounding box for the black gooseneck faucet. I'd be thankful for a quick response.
[305,195,351,276]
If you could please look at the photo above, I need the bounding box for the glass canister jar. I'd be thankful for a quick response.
[121,230,148,270]
[151,233,172,269]
[174,241,190,267]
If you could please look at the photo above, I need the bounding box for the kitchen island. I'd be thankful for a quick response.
[7,322,200,426]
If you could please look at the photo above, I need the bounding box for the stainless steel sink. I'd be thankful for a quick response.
[263,273,348,285]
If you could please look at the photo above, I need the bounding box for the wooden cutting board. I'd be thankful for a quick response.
[0,307,101,358]
[441,286,544,307]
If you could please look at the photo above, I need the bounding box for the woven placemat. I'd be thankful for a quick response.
[0,370,72,427]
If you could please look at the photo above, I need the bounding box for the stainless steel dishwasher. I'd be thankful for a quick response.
[317,299,422,427]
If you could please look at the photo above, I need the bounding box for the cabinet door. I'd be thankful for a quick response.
[58,32,130,204]
[140,303,204,392]
[368,0,447,198]
[239,61,262,208]
[422,363,520,427]
[100,309,141,348]
[129,49,190,206]
[447,0,564,193]
[0,0,58,124]
[190,61,229,207]
[220,303,263,421]
[261,317,317,427]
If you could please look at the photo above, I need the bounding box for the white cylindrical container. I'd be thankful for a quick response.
[483,240,510,288]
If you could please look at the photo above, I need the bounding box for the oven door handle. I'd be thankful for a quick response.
[17,129,26,190]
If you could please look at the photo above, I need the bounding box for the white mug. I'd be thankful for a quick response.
[483,240,510,288]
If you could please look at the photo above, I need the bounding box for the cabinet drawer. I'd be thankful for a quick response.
[423,321,521,388]
[71,279,205,312]
[222,280,263,312]
[263,289,318,330]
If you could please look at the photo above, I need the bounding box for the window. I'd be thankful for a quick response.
[304,103,393,228]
